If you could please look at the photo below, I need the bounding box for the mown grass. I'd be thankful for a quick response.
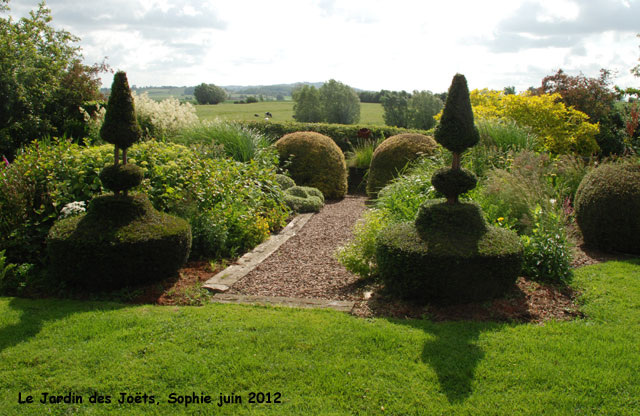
[196,102,385,125]
[1,260,639,415]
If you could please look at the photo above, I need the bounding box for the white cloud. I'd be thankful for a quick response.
[6,0,640,92]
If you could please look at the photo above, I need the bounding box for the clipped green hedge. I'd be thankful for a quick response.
[48,193,191,290]
[575,162,640,254]
[376,222,522,304]
[284,186,325,213]
[238,120,429,153]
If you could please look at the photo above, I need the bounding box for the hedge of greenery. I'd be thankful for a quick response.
[0,139,289,267]
[237,120,430,153]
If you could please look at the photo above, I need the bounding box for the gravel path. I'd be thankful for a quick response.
[228,196,368,301]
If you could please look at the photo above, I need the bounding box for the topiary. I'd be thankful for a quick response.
[284,185,325,213]
[275,131,347,199]
[366,133,437,197]
[574,161,640,254]
[99,164,143,194]
[376,74,522,304]
[47,193,191,290]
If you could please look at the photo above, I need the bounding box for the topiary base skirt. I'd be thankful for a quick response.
[376,223,522,304]
[47,194,191,291]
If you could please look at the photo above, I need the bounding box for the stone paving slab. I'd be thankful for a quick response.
[210,293,356,313]
[203,213,314,293]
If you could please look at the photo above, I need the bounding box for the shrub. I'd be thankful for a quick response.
[99,164,143,194]
[47,193,192,290]
[521,205,573,283]
[0,139,289,264]
[284,186,325,213]
[335,209,387,279]
[133,92,199,140]
[275,131,348,199]
[100,71,142,151]
[477,119,539,152]
[275,174,295,190]
[194,83,227,105]
[366,133,438,196]
[236,120,429,154]
[574,161,640,254]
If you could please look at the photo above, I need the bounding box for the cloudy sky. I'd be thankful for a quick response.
[6,0,640,92]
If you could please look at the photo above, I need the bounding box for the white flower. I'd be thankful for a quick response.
[550,198,556,205]
[60,201,86,218]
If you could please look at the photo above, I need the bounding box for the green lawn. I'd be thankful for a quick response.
[196,102,385,125]
[1,260,639,415]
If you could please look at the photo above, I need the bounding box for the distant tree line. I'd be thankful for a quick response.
[292,80,360,124]
[194,83,227,105]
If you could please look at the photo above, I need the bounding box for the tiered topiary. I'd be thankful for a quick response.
[574,162,640,254]
[47,71,191,290]
[274,131,348,199]
[375,74,523,304]
[366,133,438,197]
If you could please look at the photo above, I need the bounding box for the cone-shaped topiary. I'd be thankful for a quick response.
[275,131,347,199]
[574,162,640,254]
[366,133,438,197]
[376,74,522,304]
[100,71,142,152]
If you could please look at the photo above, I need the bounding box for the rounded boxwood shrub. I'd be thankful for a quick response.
[47,193,191,290]
[366,133,438,196]
[431,167,477,200]
[284,185,325,213]
[275,173,296,190]
[376,220,522,303]
[574,162,640,254]
[275,131,347,199]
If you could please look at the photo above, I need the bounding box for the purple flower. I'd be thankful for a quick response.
[2,155,8,168]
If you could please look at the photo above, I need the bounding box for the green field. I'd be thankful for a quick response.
[196,102,385,125]
[1,260,639,415]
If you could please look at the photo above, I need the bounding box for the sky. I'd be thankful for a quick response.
[6,0,640,93]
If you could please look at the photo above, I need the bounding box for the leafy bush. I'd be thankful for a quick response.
[345,138,382,169]
[0,139,289,264]
[575,161,640,254]
[275,174,295,190]
[366,133,438,196]
[335,209,387,279]
[462,89,600,155]
[194,83,227,105]
[275,131,348,199]
[521,205,573,283]
[133,92,199,140]
[477,119,539,152]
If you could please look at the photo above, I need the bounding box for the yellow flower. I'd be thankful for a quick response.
[497,217,505,222]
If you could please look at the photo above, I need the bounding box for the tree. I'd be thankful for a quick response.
[319,79,360,124]
[193,83,227,104]
[292,85,323,122]
[407,90,443,130]
[504,86,516,95]
[381,90,410,127]
[0,1,105,159]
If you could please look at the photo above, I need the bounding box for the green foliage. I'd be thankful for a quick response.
[47,193,192,290]
[275,131,348,199]
[319,79,361,124]
[381,90,410,127]
[132,92,199,140]
[345,138,382,169]
[193,83,227,105]
[0,249,16,291]
[171,122,271,163]
[407,90,444,130]
[415,200,487,241]
[376,222,522,303]
[100,72,142,150]
[477,119,539,152]
[292,85,323,122]
[431,167,478,200]
[275,173,295,190]
[0,139,289,264]
[434,74,480,154]
[284,186,325,213]
[0,2,104,159]
[237,119,428,153]
[575,161,640,254]
[521,205,573,283]
[99,163,143,194]
[335,209,387,279]
[366,133,438,196]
